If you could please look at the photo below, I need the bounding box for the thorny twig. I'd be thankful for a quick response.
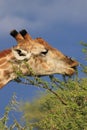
[15,75,67,105]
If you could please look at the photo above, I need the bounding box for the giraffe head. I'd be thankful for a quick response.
[0,29,78,88]
[11,30,48,61]
[11,29,78,76]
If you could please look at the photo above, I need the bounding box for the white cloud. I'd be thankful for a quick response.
[0,0,87,35]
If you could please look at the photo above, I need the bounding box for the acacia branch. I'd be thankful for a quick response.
[15,76,67,105]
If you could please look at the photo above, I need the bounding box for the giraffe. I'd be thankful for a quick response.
[0,29,78,89]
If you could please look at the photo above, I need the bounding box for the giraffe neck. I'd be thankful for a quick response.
[0,48,15,88]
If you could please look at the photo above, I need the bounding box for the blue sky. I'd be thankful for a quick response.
[0,0,87,124]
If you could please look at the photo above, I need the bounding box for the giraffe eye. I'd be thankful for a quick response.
[40,49,48,56]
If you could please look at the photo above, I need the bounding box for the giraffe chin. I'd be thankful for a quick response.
[64,67,77,76]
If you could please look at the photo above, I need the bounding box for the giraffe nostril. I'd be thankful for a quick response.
[65,55,79,68]
[66,56,72,60]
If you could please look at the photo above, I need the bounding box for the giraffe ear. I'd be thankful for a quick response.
[12,48,31,60]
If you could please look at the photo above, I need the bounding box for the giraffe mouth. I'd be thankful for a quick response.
[70,61,79,71]
[65,66,77,76]
[71,66,77,70]
[68,60,79,75]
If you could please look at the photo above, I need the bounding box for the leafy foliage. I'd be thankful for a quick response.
[80,41,87,74]
[21,78,87,130]
[0,94,26,130]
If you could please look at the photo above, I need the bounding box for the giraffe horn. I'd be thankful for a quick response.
[19,29,32,40]
[10,30,24,41]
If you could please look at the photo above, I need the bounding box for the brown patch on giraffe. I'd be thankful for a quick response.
[0,58,6,65]
[0,49,11,58]
[34,56,43,67]
[29,60,33,65]
[41,63,49,70]
[3,70,10,79]
[34,57,48,71]
[0,83,4,88]
[0,63,10,69]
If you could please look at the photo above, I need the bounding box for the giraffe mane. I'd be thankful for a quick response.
[0,49,11,58]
